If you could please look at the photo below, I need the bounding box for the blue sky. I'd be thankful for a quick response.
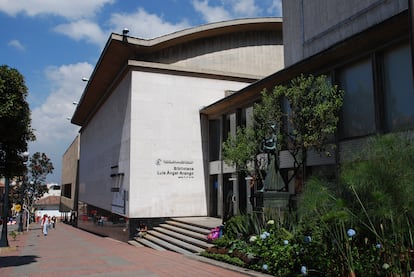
[0,0,282,183]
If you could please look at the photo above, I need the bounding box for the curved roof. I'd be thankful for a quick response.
[71,18,282,126]
[121,17,282,49]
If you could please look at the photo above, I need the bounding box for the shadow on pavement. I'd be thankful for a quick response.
[0,255,39,267]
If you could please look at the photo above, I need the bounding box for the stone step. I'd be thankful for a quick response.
[127,240,145,248]
[133,237,167,251]
[143,233,194,255]
[154,226,214,249]
[147,230,204,253]
[159,223,209,241]
[164,220,211,235]
[171,217,222,230]
[129,217,221,255]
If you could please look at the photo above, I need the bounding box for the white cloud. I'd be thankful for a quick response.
[192,0,232,23]
[8,39,25,51]
[53,8,192,45]
[109,8,191,39]
[53,19,107,46]
[191,0,270,23]
[232,0,262,17]
[0,0,114,19]
[268,0,282,16]
[29,62,93,183]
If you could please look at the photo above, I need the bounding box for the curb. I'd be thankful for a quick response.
[185,253,274,277]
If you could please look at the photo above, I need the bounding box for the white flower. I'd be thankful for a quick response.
[249,235,257,242]
[283,240,289,245]
[347,228,356,237]
[260,231,270,240]
[267,219,275,225]
[301,265,307,275]
[262,264,268,271]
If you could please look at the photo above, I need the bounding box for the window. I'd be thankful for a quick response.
[238,106,253,128]
[209,120,221,161]
[223,113,236,142]
[338,59,375,138]
[382,43,414,131]
[63,183,72,198]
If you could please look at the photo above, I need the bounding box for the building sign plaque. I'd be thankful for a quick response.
[155,159,195,179]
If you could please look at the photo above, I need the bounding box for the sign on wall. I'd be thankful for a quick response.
[155,158,195,179]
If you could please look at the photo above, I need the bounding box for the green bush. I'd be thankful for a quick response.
[206,133,414,276]
[200,251,246,267]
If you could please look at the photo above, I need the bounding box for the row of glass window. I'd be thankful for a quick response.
[340,43,414,138]
[209,41,414,162]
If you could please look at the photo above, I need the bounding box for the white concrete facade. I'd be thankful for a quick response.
[78,69,250,218]
[69,19,284,238]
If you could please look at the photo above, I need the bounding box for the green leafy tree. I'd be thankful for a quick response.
[273,74,344,184]
[0,65,35,177]
[25,152,54,210]
[223,74,344,189]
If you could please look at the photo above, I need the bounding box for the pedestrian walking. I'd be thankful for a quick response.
[41,214,50,236]
[51,216,56,228]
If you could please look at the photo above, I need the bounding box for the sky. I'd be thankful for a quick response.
[0,0,282,184]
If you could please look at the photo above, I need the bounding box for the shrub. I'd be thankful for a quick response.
[205,133,414,276]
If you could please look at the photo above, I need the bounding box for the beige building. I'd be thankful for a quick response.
[63,1,414,243]
[60,135,79,223]
[63,18,284,240]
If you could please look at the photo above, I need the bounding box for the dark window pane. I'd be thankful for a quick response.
[339,59,375,138]
[209,120,220,161]
[63,183,72,198]
[383,43,414,131]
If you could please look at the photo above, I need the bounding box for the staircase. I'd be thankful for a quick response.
[129,217,221,255]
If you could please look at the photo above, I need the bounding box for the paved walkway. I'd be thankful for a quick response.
[0,222,270,277]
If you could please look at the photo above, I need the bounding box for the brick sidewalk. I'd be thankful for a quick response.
[0,222,268,277]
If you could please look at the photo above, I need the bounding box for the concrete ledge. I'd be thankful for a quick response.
[0,246,18,254]
[186,254,274,277]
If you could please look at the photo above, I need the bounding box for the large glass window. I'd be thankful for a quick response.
[338,59,375,138]
[209,120,221,161]
[223,113,236,142]
[383,43,414,131]
[238,106,253,127]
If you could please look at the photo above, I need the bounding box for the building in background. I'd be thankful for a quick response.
[34,183,61,219]
[60,135,79,224]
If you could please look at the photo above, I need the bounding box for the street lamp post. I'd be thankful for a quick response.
[17,152,29,233]
[0,143,9,247]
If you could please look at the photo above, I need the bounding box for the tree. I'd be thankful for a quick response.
[25,152,54,211]
[0,65,35,177]
[223,74,344,191]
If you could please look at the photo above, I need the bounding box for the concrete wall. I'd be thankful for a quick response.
[60,135,79,211]
[78,69,250,218]
[78,74,132,214]
[282,0,408,66]
[128,70,250,218]
[146,31,283,77]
